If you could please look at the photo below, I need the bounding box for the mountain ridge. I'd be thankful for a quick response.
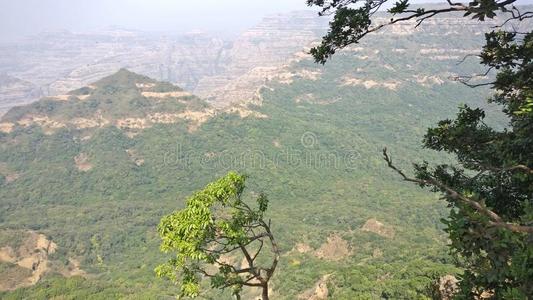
[1,7,531,115]
[0,69,268,137]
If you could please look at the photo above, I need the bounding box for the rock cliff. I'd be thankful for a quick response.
[1,8,531,114]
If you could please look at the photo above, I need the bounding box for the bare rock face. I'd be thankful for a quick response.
[434,275,459,300]
[0,231,57,291]
[293,242,313,254]
[194,11,328,106]
[372,248,383,258]
[298,274,331,300]
[74,153,93,172]
[314,233,352,261]
[361,218,395,238]
[0,162,19,184]
[0,230,86,291]
[290,233,352,261]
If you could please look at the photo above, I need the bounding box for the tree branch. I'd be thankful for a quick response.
[476,162,533,174]
[449,67,496,88]
[239,244,260,278]
[383,148,533,233]
[259,219,280,280]
[494,6,533,28]
[252,239,264,262]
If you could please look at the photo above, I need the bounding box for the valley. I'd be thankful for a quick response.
[0,5,530,299]
[0,8,510,114]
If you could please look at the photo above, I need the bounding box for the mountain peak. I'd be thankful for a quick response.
[0,70,268,137]
[0,71,212,135]
[90,68,160,89]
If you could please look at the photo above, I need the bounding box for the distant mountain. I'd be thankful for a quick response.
[0,11,327,113]
[1,8,531,113]
[0,75,41,117]
[0,69,267,137]
[1,69,209,134]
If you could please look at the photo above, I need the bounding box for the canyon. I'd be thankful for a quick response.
[2,8,525,116]
[0,11,328,114]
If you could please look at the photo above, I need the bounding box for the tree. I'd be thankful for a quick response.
[155,172,280,300]
[307,0,532,298]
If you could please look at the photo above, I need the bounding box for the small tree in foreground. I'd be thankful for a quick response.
[156,172,280,300]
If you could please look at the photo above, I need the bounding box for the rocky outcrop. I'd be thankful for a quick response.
[0,231,57,291]
[0,122,14,133]
[298,274,331,300]
[74,153,92,172]
[434,275,459,300]
[290,233,352,261]
[314,233,352,261]
[0,162,19,183]
[194,11,328,106]
[361,218,395,238]
[0,230,85,291]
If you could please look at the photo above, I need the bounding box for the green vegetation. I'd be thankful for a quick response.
[156,172,279,299]
[0,19,513,298]
[417,32,533,299]
[308,0,533,298]
[2,69,207,124]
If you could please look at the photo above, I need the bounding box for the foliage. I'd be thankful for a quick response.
[306,0,530,63]
[308,0,533,297]
[156,172,279,299]
[417,30,533,298]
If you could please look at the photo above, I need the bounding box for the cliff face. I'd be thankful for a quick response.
[193,8,531,107]
[0,12,327,114]
[46,33,230,95]
[193,11,328,106]
[0,30,228,96]
[1,8,531,115]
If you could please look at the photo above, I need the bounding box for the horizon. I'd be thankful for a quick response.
[2,0,532,42]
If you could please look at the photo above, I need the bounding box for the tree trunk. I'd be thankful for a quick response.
[261,282,269,300]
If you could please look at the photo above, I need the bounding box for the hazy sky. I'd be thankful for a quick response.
[1,0,532,42]
[0,0,311,41]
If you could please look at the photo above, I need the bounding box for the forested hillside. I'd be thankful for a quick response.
[0,9,516,299]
